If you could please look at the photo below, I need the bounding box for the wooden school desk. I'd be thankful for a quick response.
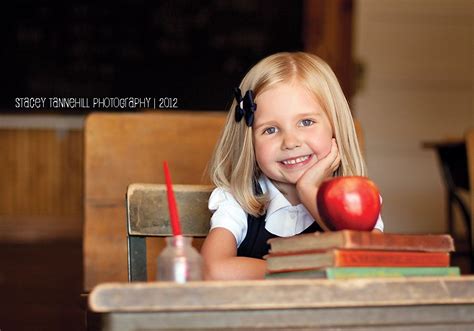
[89,276,474,330]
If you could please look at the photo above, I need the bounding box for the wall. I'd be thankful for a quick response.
[353,0,473,234]
[0,116,84,241]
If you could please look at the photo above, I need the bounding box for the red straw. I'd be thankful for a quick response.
[163,161,182,236]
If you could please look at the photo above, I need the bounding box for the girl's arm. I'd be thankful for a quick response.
[201,228,267,280]
[296,139,340,231]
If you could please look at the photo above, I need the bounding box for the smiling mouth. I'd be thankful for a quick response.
[280,154,313,166]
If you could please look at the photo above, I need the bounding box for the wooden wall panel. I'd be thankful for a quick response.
[0,129,83,241]
[304,0,354,99]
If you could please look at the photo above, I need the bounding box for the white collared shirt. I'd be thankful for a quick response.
[208,175,384,247]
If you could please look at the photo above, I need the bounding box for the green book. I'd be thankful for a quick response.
[265,267,461,280]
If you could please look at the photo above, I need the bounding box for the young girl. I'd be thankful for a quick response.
[201,52,384,280]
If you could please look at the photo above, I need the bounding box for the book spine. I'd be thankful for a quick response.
[345,231,454,252]
[265,267,460,279]
[334,250,450,267]
[325,267,460,279]
[268,231,455,254]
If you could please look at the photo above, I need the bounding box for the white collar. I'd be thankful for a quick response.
[258,176,293,216]
[258,175,315,237]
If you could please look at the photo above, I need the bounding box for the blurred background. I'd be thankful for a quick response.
[0,0,472,330]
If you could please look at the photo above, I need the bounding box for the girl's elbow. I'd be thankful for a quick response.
[203,260,226,280]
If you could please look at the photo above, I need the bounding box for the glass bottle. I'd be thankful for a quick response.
[157,235,203,283]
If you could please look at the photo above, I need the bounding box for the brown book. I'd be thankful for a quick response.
[267,230,454,254]
[265,249,450,273]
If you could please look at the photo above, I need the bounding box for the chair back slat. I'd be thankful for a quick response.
[127,184,213,237]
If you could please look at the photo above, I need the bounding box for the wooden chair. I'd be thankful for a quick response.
[424,140,471,238]
[83,111,226,291]
[424,129,474,273]
[437,142,470,235]
[466,128,474,272]
[126,183,213,281]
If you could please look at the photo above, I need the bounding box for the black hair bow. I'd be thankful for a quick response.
[234,87,257,127]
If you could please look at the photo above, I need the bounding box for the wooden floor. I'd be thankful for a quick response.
[0,240,85,331]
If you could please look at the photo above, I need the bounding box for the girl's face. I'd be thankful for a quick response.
[253,82,333,190]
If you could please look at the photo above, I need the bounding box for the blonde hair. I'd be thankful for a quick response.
[210,52,367,216]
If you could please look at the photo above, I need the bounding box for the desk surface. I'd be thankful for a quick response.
[90,277,474,330]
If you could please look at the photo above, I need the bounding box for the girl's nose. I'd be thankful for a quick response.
[281,131,302,150]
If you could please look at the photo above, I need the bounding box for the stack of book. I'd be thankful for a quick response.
[265,230,459,279]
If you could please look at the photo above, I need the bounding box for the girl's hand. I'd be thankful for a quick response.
[297,138,340,191]
[296,138,341,230]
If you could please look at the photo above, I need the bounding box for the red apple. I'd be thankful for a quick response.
[317,176,381,231]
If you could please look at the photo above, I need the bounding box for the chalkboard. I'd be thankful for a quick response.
[2,1,303,112]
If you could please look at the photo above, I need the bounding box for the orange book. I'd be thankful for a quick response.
[267,230,454,254]
[265,249,450,273]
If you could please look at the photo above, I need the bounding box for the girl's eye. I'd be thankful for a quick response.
[300,119,314,127]
[263,127,277,135]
